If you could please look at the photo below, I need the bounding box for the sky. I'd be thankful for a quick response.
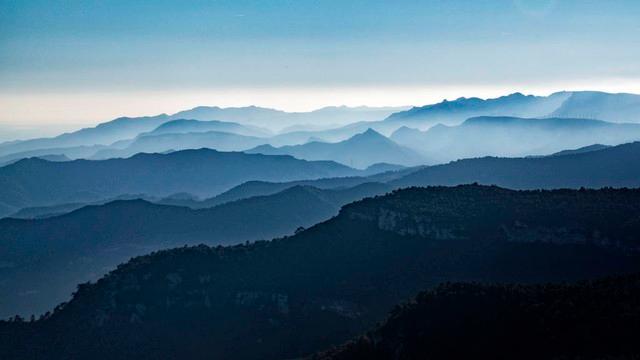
[1,0,640,134]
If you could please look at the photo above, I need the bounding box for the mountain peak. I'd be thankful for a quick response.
[345,128,390,144]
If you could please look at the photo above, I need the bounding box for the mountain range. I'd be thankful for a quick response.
[0,149,364,217]
[4,138,640,221]
[3,91,640,167]
[391,116,640,162]
[248,129,428,168]
[1,185,639,359]
[0,183,392,318]
[5,136,640,317]
[384,91,640,128]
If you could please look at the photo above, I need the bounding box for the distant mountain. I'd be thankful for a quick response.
[391,116,640,162]
[384,91,640,129]
[140,119,272,138]
[313,274,640,360]
[549,143,611,156]
[2,91,638,162]
[384,92,571,127]
[0,183,391,318]
[8,194,155,219]
[0,145,110,166]
[0,149,361,217]
[91,131,268,159]
[0,153,71,167]
[392,141,640,190]
[10,140,640,220]
[550,91,640,123]
[5,167,417,219]
[0,106,406,160]
[248,129,428,168]
[0,115,170,157]
[2,185,639,359]
[172,105,409,131]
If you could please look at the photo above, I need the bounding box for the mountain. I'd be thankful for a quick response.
[312,274,640,360]
[0,146,103,166]
[1,185,639,359]
[0,115,170,157]
[142,119,271,137]
[384,91,640,129]
[4,167,417,219]
[10,139,640,220]
[0,183,392,318]
[550,91,640,123]
[172,105,409,131]
[549,143,611,156]
[0,149,361,217]
[91,131,268,159]
[391,116,640,162]
[392,141,640,190]
[384,92,571,127]
[0,106,406,161]
[0,154,71,167]
[248,129,428,168]
[7,194,155,219]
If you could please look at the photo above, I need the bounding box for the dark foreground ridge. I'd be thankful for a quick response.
[2,185,640,359]
[312,274,640,360]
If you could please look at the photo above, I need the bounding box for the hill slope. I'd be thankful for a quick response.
[1,185,639,359]
[0,183,392,318]
[313,274,640,360]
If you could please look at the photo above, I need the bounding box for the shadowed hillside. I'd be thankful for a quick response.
[0,183,392,318]
[1,185,639,359]
[312,274,640,360]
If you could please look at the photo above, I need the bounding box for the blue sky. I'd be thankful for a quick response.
[1,0,639,127]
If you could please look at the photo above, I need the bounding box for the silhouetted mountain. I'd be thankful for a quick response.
[10,140,640,220]
[0,149,361,217]
[248,129,427,168]
[0,183,392,317]
[313,274,640,360]
[91,131,268,159]
[1,185,639,359]
[392,141,640,190]
[384,92,570,127]
[5,167,417,219]
[550,91,640,123]
[549,143,611,156]
[8,194,155,219]
[391,116,640,162]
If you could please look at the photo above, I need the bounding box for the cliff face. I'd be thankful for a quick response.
[342,186,640,251]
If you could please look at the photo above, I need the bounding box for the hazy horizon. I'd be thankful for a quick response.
[2,0,639,132]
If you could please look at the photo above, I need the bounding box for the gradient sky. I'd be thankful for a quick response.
[1,0,640,131]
